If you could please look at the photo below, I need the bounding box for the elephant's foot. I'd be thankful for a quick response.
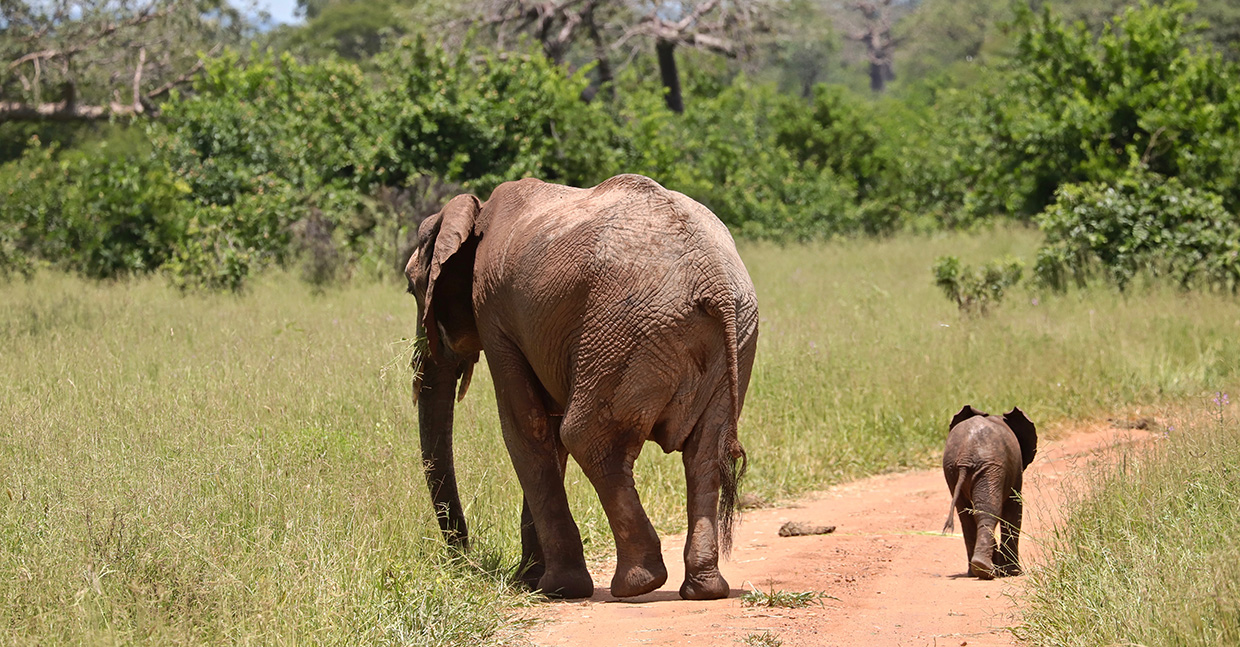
[538,567,595,599]
[970,556,996,580]
[679,570,729,600]
[994,562,1022,577]
[610,558,668,598]
[516,561,545,591]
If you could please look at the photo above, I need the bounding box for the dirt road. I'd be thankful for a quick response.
[527,423,1157,647]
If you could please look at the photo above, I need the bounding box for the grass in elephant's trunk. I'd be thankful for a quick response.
[0,227,1238,644]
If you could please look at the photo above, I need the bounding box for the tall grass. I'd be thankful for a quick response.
[735,227,1239,501]
[0,274,536,645]
[0,226,1236,643]
[1020,402,1240,646]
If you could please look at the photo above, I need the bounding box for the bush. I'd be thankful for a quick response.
[0,137,190,281]
[773,84,890,204]
[1034,170,1240,292]
[614,75,866,241]
[969,1,1240,218]
[932,255,1025,315]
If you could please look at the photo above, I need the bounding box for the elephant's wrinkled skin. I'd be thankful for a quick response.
[942,405,1037,579]
[406,174,759,600]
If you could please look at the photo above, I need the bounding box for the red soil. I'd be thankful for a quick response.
[526,423,1158,647]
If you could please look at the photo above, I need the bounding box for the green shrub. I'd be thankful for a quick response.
[164,187,301,293]
[932,255,1025,315]
[614,76,865,241]
[773,84,890,204]
[0,136,190,281]
[373,40,620,191]
[970,1,1240,218]
[1035,170,1240,292]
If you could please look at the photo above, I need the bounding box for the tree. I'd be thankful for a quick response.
[0,0,247,122]
[891,0,1014,84]
[841,0,902,92]
[623,0,771,113]
[289,0,404,59]
[475,0,778,113]
[758,0,839,98]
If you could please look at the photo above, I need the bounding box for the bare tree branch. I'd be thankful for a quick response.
[0,99,144,121]
[132,46,146,110]
[147,43,220,99]
[1,1,243,122]
[6,5,167,71]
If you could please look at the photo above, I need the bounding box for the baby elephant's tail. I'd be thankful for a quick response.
[943,470,967,534]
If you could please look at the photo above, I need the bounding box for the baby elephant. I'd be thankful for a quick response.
[942,405,1038,579]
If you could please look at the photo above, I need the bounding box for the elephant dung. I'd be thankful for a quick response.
[778,521,836,537]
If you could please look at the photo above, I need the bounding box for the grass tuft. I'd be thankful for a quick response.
[740,584,833,609]
[740,631,784,646]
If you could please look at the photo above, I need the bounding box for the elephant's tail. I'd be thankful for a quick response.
[944,469,967,534]
[704,293,747,557]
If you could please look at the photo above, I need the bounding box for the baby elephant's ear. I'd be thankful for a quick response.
[1004,407,1038,469]
[950,404,989,431]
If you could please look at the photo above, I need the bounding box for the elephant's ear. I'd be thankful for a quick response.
[1004,407,1038,469]
[422,194,481,359]
[950,404,988,431]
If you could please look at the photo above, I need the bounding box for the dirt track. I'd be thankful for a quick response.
[527,423,1158,647]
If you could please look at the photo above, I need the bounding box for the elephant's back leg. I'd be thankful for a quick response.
[486,336,593,598]
[995,475,1024,576]
[677,322,755,600]
[946,467,981,576]
[558,395,668,598]
[677,378,737,600]
[965,464,1005,579]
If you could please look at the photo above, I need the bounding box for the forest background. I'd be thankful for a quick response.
[3,0,1239,293]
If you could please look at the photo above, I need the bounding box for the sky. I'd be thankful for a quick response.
[247,0,301,25]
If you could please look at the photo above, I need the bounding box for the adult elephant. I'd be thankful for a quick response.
[406,174,759,600]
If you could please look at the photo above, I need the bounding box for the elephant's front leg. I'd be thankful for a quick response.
[679,425,730,600]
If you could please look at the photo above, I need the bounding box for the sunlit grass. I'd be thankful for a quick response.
[739,585,831,609]
[0,226,1236,643]
[1019,402,1240,646]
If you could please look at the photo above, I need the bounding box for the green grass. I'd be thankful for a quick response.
[1019,401,1240,646]
[740,631,784,646]
[0,226,1237,643]
[739,585,831,609]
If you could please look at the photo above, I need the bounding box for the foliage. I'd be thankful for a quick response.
[1034,170,1240,292]
[773,84,888,204]
[933,255,1025,315]
[1020,404,1240,647]
[0,137,190,280]
[0,40,624,289]
[4,2,1240,293]
[969,1,1240,218]
[613,75,866,241]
